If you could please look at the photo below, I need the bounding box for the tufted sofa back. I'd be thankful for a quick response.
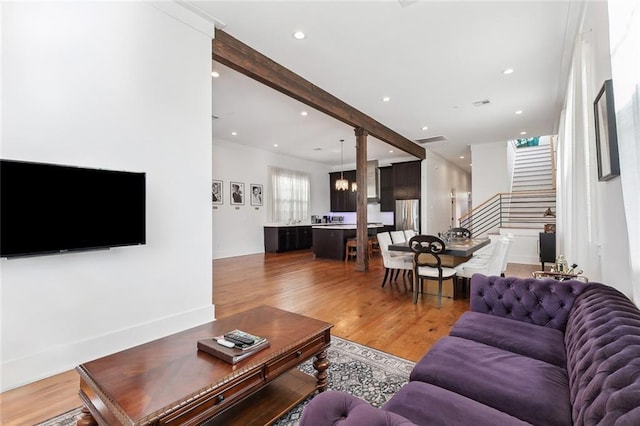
[470,275,589,331]
[564,283,640,425]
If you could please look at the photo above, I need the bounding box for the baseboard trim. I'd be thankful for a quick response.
[1,304,215,392]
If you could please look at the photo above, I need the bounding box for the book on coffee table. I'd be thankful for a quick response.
[197,330,270,364]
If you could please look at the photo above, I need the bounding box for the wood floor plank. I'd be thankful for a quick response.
[0,250,538,425]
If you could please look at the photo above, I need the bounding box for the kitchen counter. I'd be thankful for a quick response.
[264,223,312,228]
[311,224,384,230]
[312,224,383,260]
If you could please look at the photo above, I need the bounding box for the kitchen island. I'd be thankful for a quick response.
[312,224,383,260]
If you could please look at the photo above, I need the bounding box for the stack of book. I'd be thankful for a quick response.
[197,329,270,364]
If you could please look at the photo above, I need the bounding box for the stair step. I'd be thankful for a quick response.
[513,172,551,181]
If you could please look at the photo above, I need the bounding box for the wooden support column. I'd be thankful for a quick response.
[355,128,369,272]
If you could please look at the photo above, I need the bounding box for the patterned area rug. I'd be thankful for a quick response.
[36,336,415,426]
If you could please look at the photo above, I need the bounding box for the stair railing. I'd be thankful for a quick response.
[459,189,556,237]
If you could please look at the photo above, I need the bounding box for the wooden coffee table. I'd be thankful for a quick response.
[76,305,333,425]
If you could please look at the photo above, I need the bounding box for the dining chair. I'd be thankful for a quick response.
[408,235,457,307]
[454,237,511,294]
[403,229,417,240]
[377,232,413,287]
[390,230,406,244]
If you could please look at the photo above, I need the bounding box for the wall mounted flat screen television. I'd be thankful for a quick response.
[1,159,146,258]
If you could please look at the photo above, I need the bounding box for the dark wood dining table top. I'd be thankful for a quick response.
[388,237,491,258]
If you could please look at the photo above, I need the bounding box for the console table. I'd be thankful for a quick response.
[76,305,333,425]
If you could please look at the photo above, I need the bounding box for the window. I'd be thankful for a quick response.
[267,166,310,223]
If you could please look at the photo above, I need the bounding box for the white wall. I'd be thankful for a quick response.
[422,152,471,235]
[1,2,214,391]
[471,141,510,208]
[212,139,330,259]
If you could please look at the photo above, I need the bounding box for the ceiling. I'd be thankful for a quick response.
[197,0,582,172]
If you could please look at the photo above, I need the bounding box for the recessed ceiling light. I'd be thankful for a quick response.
[502,68,514,75]
[421,126,429,131]
[389,150,394,153]
[211,71,220,78]
[515,110,523,115]
[520,131,527,135]
[300,111,308,116]
[293,31,306,40]
[470,163,473,167]
[231,131,237,136]
[274,144,278,147]
[382,96,391,102]
[459,156,465,159]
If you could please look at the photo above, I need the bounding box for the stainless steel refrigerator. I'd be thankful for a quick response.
[395,199,420,232]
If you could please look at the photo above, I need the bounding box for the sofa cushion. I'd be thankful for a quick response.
[299,390,417,426]
[450,311,566,367]
[382,381,531,426]
[410,336,571,426]
[470,274,589,331]
[564,283,640,425]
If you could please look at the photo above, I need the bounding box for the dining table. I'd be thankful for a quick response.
[388,237,491,267]
[388,236,491,301]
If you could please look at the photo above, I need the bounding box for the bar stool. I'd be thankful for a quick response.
[368,236,381,257]
[345,238,357,261]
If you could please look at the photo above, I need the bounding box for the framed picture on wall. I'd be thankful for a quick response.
[212,180,223,205]
[593,79,620,181]
[250,184,263,206]
[230,181,244,205]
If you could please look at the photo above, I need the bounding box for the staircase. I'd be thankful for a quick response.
[511,144,554,192]
[460,139,556,236]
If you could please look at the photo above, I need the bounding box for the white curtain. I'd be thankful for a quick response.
[267,166,310,224]
[556,29,602,282]
[608,0,640,304]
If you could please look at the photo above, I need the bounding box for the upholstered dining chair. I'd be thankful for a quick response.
[408,235,457,307]
[390,230,406,244]
[403,229,418,240]
[377,232,413,288]
[454,237,511,296]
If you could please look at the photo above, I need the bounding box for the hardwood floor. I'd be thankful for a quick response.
[0,250,538,425]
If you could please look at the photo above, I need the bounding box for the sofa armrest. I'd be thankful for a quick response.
[469,274,589,331]
[299,391,417,426]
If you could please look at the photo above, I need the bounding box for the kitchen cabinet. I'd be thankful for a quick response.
[264,226,313,253]
[379,166,394,212]
[393,160,421,200]
[329,170,357,212]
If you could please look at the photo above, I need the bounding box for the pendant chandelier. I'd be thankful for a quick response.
[335,139,349,191]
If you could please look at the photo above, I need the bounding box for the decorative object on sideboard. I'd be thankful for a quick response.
[593,79,620,181]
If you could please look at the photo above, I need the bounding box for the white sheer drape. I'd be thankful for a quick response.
[608,0,640,304]
[556,30,602,281]
[267,166,310,224]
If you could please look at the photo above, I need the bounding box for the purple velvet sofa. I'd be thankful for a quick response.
[299,274,640,425]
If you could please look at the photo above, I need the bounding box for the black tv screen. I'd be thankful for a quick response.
[1,159,145,258]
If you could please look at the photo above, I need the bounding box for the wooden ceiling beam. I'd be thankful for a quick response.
[212,29,425,160]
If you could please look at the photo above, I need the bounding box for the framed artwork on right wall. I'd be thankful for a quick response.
[593,79,620,181]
